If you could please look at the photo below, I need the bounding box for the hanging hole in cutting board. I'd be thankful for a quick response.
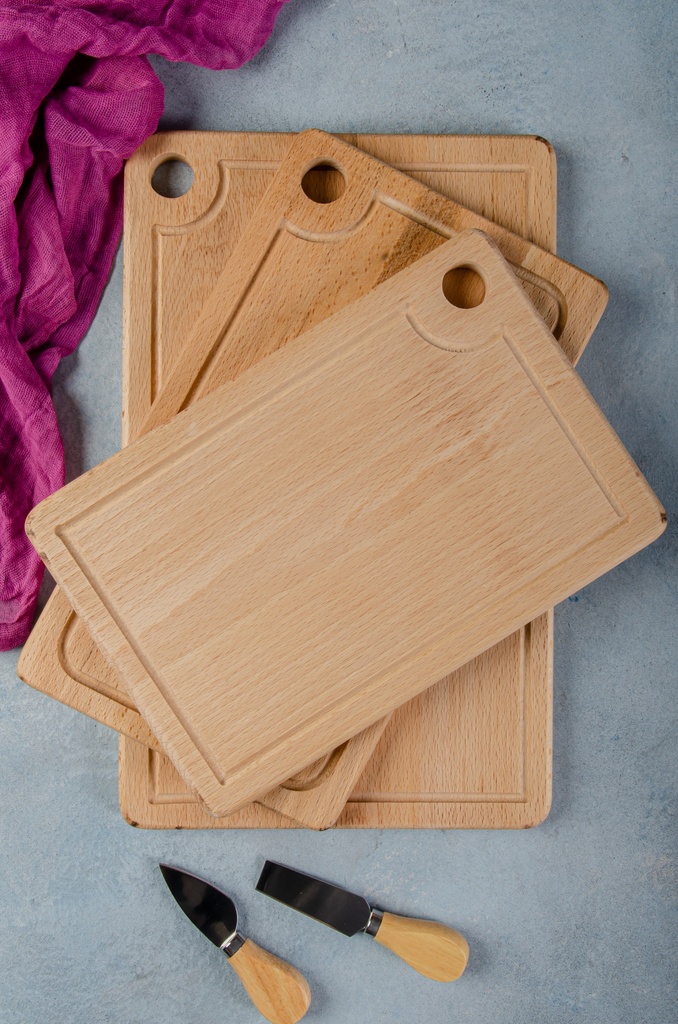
[151,159,195,198]
[442,265,486,309]
[301,161,347,204]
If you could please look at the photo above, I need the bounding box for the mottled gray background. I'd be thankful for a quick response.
[1,2,676,1022]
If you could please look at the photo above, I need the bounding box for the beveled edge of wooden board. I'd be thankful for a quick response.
[26,230,663,818]
[18,587,159,749]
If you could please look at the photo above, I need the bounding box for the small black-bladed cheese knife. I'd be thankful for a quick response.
[160,864,311,1024]
[256,861,469,982]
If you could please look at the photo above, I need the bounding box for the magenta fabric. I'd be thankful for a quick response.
[0,1,288,649]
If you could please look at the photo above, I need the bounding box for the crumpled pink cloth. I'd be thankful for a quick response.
[0,1,288,649]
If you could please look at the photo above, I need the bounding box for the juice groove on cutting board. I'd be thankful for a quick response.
[26,225,661,817]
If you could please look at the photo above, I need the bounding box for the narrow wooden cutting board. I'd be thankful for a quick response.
[26,230,665,817]
[18,131,608,829]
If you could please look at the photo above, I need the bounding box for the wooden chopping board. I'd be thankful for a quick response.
[18,130,608,829]
[26,229,665,817]
[115,133,573,830]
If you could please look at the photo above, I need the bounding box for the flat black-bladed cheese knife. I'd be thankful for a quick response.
[160,864,311,1024]
[256,860,469,982]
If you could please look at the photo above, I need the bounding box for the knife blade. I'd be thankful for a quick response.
[160,864,311,1024]
[256,860,469,982]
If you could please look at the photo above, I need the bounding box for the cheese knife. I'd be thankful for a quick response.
[160,864,311,1024]
[256,860,469,982]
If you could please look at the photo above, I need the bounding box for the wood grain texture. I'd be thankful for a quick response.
[18,131,603,829]
[227,939,311,1024]
[139,129,608,436]
[26,230,664,817]
[15,132,602,827]
[373,912,470,982]
[120,611,553,829]
[19,588,159,749]
[120,133,560,830]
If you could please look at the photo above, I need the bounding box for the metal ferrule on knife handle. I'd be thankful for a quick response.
[220,930,246,957]
[364,908,384,936]
[160,865,311,1024]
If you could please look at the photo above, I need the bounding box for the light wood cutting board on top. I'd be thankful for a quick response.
[18,130,608,829]
[26,229,665,817]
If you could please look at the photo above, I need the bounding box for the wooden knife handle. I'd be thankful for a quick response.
[373,911,469,982]
[227,938,311,1024]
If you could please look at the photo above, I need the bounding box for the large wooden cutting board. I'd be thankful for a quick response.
[18,131,608,829]
[115,132,569,830]
[26,230,665,817]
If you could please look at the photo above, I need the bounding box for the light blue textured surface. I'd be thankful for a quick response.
[1,2,676,1022]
